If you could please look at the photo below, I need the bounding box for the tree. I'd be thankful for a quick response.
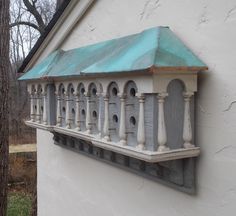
[10,0,56,65]
[0,0,10,215]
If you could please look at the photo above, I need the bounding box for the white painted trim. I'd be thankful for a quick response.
[24,0,95,72]
[25,120,200,163]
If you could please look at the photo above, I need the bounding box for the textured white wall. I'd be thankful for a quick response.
[37,0,236,215]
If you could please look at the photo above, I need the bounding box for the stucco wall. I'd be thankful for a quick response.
[37,0,236,215]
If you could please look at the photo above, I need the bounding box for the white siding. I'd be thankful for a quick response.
[37,0,236,215]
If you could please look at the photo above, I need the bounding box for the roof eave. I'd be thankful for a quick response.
[18,0,95,74]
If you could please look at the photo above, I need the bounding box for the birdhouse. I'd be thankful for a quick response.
[19,26,207,192]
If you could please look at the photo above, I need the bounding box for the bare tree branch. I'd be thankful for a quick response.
[10,21,40,32]
[23,0,46,34]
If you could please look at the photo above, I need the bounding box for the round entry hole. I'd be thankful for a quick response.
[113,115,118,123]
[112,87,118,96]
[92,88,97,96]
[93,111,97,118]
[81,109,86,116]
[130,88,136,97]
[130,116,136,126]
[81,88,85,94]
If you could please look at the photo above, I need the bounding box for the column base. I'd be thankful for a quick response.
[137,143,145,150]
[119,139,127,146]
[157,145,170,152]
[184,142,195,149]
[103,136,110,142]
[75,127,81,131]
[66,125,71,129]
[86,129,92,134]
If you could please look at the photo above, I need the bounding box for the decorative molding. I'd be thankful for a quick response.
[25,120,200,163]
[53,132,197,193]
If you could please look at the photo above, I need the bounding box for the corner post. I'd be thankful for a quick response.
[157,92,169,152]
[183,92,194,148]
[137,94,145,150]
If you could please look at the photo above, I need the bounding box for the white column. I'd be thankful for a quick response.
[56,93,62,127]
[75,93,81,131]
[85,93,92,134]
[157,93,169,152]
[30,93,35,122]
[65,92,71,129]
[36,92,41,123]
[97,93,102,138]
[119,94,126,145]
[42,91,47,125]
[137,94,145,150]
[183,92,194,148]
[103,96,110,141]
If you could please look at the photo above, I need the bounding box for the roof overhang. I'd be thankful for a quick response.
[18,0,95,74]
[19,26,208,82]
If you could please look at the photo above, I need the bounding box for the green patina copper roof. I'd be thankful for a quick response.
[19,26,207,81]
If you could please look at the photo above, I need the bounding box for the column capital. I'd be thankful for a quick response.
[157,92,168,99]
[96,91,103,97]
[84,91,90,97]
[117,93,126,99]
[136,93,145,101]
[183,91,194,99]
[103,95,109,101]
[64,90,69,97]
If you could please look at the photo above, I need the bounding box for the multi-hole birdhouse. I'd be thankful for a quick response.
[19,26,207,192]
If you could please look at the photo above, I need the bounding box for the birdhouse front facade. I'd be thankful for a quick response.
[19,27,207,192]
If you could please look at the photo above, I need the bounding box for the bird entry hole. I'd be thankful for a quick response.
[130,116,136,126]
[92,88,97,96]
[81,88,85,94]
[41,106,43,112]
[72,108,75,115]
[62,107,66,113]
[112,87,118,96]
[93,111,97,118]
[81,109,86,116]
[113,115,118,123]
[130,88,136,97]
[34,105,37,110]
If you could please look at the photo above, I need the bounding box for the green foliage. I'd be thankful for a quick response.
[7,193,32,216]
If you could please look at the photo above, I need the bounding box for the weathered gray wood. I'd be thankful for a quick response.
[53,132,196,193]
[165,79,185,149]
[108,82,120,142]
[125,81,139,147]
[88,83,99,133]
